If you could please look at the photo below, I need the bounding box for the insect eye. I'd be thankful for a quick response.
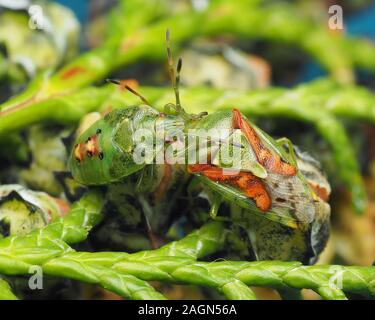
[96,129,102,134]
[98,152,104,160]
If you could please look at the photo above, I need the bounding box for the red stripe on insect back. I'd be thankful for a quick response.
[232,109,297,176]
[60,66,86,80]
[188,164,271,212]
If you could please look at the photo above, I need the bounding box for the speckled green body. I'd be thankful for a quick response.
[69,105,185,185]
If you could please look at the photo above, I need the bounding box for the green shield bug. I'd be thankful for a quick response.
[68,30,331,261]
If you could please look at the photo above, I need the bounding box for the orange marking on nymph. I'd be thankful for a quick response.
[86,135,100,156]
[74,143,85,162]
[232,109,297,176]
[74,134,101,162]
[188,164,271,212]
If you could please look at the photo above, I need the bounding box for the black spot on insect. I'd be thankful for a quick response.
[87,151,93,157]
[283,227,294,236]
[99,152,104,160]
[96,129,102,134]
[0,220,10,237]
[86,137,91,142]
[29,206,37,214]
[276,197,286,203]
[273,182,279,188]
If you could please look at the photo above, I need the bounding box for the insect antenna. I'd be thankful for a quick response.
[106,78,150,105]
[166,29,208,122]
[175,57,182,107]
[166,29,186,116]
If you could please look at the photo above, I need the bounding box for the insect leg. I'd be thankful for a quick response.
[164,102,177,115]
[138,194,161,249]
[276,137,298,167]
[206,193,234,222]
[232,109,297,176]
[209,193,222,220]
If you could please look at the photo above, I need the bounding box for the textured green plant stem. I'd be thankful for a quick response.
[43,254,166,300]
[0,190,166,300]
[2,0,375,127]
[110,258,375,300]
[4,238,375,300]
[130,222,226,261]
[1,215,375,300]
[0,190,104,274]
[285,79,375,123]
[0,278,18,300]
[58,189,105,243]
[0,82,114,136]
[42,222,228,299]
[3,78,375,135]
[1,189,163,300]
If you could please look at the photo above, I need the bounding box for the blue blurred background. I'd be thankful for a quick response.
[55,0,375,83]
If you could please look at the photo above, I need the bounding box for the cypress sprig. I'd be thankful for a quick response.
[2,0,375,121]
[0,202,374,300]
